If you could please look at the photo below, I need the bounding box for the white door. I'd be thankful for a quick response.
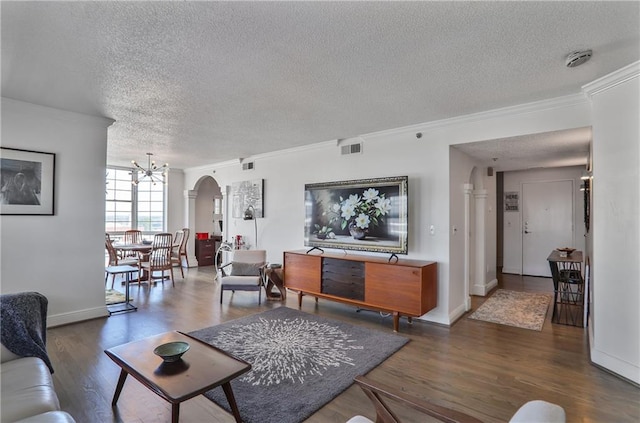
[522,180,574,277]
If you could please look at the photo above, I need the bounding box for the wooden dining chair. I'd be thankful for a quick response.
[122,229,143,259]
[139,233,175,287]
[105,233,139,289]
[171,228,190,278]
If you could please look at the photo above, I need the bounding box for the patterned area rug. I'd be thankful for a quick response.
[105,289,126,305]
[189,307,408,423]
[468,289,552,331]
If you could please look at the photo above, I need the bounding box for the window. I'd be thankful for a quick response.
[105,167,166,235]
[136,179,165,232]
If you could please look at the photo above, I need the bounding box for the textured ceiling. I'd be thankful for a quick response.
[452,127,592,172]
[2,2,638,169]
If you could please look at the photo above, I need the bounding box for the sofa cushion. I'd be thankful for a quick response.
[13,412,76,423]
[221,275,263,286]
[0,343,21,363]
[1,357,60,423]
[230,261,264,276]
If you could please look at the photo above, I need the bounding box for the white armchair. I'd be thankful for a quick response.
[218,249,267,304]
[348,376,565,423]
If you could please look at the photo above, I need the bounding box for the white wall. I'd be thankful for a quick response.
[185,94,592,325]
[502,166,586,275]
[0,98,113,326]
[166,168,185,234]
[584,62,639,384]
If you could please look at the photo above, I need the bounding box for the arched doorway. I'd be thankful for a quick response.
[190,175,223,267]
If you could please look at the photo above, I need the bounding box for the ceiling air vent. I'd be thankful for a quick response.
[341,142,362,155]
[242,162,254,171]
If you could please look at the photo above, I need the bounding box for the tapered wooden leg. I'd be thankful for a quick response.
[222,382,243,423]
[297,291,303,309]
[171,403,180,423]
[111,370,128,406]
[393,312,400,332]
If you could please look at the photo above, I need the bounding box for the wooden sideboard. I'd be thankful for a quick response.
[283,250,437,331]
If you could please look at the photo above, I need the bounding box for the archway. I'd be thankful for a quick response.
[186,175,224,267]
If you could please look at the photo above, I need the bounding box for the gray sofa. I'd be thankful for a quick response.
[0,292,76,423]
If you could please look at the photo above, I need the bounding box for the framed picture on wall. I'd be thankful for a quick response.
[231,179,264,219]
[0,147,55,215]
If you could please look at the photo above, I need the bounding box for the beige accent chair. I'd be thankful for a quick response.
[219,249,267,304]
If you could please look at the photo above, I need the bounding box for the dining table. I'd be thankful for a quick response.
[112,242,179,284]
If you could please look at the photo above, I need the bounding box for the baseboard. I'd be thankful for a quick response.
[470,278,498,296]
[417,308,455,326]
[448,301,468,325]
[501,268,521,275]
[187,255,198,268]
[590,344,640,386]
[47,306,109,328]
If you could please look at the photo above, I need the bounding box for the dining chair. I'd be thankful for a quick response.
[218,249,267,304]
[105,233,139,289]
[139,233,175,287]
[122,229,143,259]
[171,228,190,278]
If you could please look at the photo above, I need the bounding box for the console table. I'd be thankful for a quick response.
[547,250,585,327]
[283,250,437,331]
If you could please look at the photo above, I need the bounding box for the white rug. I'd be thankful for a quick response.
[105,289,126,305]
[468,289,552,331]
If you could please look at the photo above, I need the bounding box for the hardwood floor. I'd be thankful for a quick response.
[47,267,639,422]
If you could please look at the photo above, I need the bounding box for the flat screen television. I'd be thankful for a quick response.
[304,175,408,255]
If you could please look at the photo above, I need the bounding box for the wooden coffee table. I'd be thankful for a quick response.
[105,331,251,423]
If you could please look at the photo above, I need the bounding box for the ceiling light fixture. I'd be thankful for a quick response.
[565,50,592,68]
[131,153,169,185]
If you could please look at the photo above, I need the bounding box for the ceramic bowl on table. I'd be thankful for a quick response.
[556,247,576,257]
[153,341,190,362]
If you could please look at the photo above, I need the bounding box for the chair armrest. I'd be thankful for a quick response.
[218,262,232,276]
[353,376,483,423]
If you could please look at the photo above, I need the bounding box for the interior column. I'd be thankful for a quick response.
[185,189,198,267]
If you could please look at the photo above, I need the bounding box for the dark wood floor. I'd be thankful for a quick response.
[47,267,639,422]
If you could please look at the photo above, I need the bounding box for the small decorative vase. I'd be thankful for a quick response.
[348,222,367,240]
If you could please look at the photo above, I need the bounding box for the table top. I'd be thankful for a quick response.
[113,243,152,251]
[104,331,251,403]
[547,250,583,263]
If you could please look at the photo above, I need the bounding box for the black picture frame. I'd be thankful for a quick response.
[583,178,590,233]
[0,147,55,215]
[304,176,408,254]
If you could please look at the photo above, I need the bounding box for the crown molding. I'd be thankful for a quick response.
[186,92,592,172]
[184,139,337,172]
[361,93,589,141]
[582,61,640,97]
[2,96,115,128]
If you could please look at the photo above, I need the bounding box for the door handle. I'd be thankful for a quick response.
[524,230,531,234]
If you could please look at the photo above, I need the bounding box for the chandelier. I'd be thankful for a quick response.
[131,153,169,185]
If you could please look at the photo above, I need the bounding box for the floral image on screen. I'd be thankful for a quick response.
[304,176,408,254]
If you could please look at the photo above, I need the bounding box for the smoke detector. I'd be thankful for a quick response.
[565,50,592,68]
